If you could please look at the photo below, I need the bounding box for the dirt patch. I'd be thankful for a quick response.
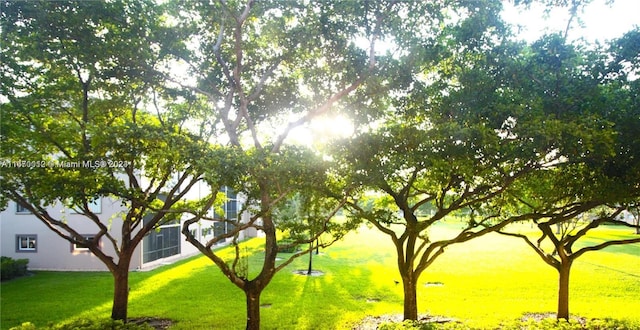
[424,281,444,287]
[292,270,325,276]
[129,317,174,330]
[521,312,587,325]
[352,314,456,330]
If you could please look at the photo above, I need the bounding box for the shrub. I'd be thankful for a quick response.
[499,317,640,330]
[379,317,640,330]
[584,318,640,330]
[10,318,154,330]
[378,321,477,330]
[278,239,298,253]
[1,256,29,281]
[379,320,438,330]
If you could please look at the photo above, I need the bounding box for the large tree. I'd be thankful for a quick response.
[329,2,568,319]
[162,0,464,328]
[497,28,640,320]
[0,1,220,321]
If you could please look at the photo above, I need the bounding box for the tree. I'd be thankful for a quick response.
[499,199,640,320]
[499,162,640,320]
[0,1,218,321]
[334,120,545,320]
[177,145,352,330]
[329,2,573,319]
[497,28,640,320]
[274,190,351,275]
[162,0,458,328]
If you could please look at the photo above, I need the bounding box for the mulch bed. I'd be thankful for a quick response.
[129,317,174,330]
[292,269,325,276]
[520,312,587,325]
[352,314,456,330]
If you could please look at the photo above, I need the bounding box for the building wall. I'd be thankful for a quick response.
[1,187,257,271]
[1,198,132,271]
[618,210,638,226]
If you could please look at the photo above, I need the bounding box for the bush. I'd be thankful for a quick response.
[499,317,640,330]
[379,317,640,330]
[1,256,29,281]
[10,318,154,330]
[379,320,439,330]
[278,239,298,253]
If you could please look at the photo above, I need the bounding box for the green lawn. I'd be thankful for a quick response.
[1,223,639,329]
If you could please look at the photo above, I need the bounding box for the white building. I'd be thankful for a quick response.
[0,186,255,271]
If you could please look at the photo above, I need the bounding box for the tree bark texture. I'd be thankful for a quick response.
[111,267,130,321]
[245,287,261,330]
[402,274,419,320]
[557,261,572,320]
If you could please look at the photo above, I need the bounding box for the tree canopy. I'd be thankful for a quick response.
[1,0,639,328]
[0,0,227,321]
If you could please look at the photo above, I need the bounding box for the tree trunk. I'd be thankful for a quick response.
[307,241,313,275]
[556,261,572,320]
[245,287,261,330]
[402,274,418,320]
[111,267,130,321]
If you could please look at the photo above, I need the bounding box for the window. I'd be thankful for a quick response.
[213,187,239,239]
[201,227,212,237]
[72,235,96,251]
[69,199,102,214]
[215,187,238,220]
[16,235,37,252]
[16,203,31,214]
[143,225,181,263]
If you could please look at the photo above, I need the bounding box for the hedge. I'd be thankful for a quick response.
[1,256,29,281]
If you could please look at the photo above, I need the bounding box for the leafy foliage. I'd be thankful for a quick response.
[496,30,640,321]
[0,257,29,281]
[0,0,218,321]
[9,318,154,330]
[379,317,640,330]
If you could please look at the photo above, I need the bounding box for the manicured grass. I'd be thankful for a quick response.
[1,223,639,329]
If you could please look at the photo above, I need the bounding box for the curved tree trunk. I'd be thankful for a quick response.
[402,273,418,320]
[556,260,572,320]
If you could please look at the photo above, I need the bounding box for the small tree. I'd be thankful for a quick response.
[178,145,352,329]
[499,172,640,320]
[274,191,351,275]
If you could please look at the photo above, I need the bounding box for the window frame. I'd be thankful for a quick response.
[71,235,98,252]
[15,203,31,214]
[69,198,102,214]
[16,235,37,252]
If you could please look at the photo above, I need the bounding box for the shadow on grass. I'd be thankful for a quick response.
[258,251,403,330]
[128,261,247,329]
